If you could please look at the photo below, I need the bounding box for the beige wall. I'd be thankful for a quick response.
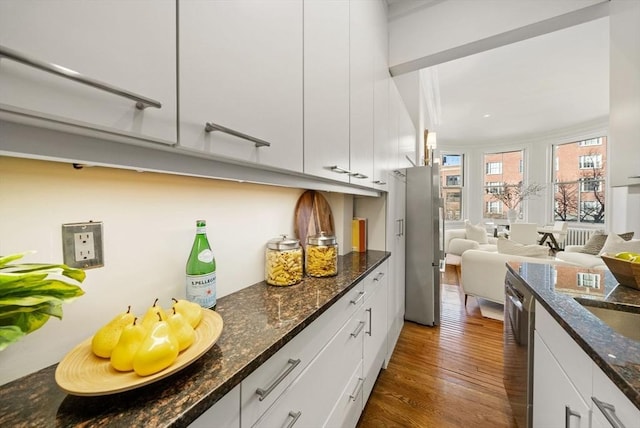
[0,156,313,384]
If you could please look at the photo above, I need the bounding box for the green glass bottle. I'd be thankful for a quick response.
[185,220,216,309]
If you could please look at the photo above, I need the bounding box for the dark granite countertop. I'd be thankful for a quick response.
[0,250,390,427]
[507,261,640,410]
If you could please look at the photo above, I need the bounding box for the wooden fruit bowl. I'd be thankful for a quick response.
[601,254,640,290]
[55,310,223,396]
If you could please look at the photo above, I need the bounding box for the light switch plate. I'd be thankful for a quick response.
[62,221,104,269]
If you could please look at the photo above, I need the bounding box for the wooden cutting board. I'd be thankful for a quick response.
[294,190,335,246]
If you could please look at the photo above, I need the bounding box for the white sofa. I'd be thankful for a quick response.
[444,228,498,255]
[459,244,610,306]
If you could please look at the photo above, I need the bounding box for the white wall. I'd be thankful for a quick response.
[389,0,605,69]
[0,156,353,384]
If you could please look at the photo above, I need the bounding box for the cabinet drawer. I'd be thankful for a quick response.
[535,302,592,400]
[591,362,640,428]
[253,311,364,427]
[189,384,240,428]
[363,260,388,298]
[241,282,364,427]
[323,360,364,428]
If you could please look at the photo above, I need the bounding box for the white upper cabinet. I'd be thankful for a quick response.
[179,0,303,172]
[349,0,376,187]
[372,0,390,189]
[0,0,177,144]
[609,0,640,187]
[303,0,350,183]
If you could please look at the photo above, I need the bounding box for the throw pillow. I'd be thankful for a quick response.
[464,220,488,244]
[497,237,550,258]
[599,233,640,256]
[579,231,634,255]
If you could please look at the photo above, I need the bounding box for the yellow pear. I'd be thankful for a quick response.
[91,306,135,358]
[110,318,146,372]
[132,314,179,376]
[171,298,203,329]
[167,308,196,352]
[141,298,167,331]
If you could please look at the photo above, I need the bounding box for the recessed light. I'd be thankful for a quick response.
[483,114,491,118]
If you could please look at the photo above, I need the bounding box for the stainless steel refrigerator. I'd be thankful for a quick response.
[404,165,444,326]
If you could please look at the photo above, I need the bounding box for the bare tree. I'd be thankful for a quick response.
[554,182,578,221]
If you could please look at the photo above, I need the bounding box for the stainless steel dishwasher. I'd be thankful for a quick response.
[503,267,536,428]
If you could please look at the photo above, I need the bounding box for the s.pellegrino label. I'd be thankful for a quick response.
[186,220,217,309]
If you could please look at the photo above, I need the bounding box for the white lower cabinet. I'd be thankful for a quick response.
[189,385,240,428]
[253,311,365,427]
[240,283,364,427]
[533,332,590,428]
[534,302,640,428]
[324,360,365,428]
[591,362,640,428]
[363,264,388,402]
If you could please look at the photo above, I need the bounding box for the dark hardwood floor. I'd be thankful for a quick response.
[357,265,517,428]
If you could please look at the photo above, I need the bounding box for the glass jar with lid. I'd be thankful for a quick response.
[265,235,303,286]
[305,231,338,277]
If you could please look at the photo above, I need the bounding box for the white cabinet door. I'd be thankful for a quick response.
[363,271,388,402]
[189,385,240,428]
[254,312,365,427]
[372,0,390,190]
[386,173,406,362]
[388,80,416,170]
[179,0,303,172]
[303,0,350,183]
[533,332,590,428]
[348,0,375,186]
[0,0,177,143]
[609,0,640,187]
[591,362,640,428]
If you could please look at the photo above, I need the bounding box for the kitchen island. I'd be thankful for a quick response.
[0,250,390,427]
[507,261,640,413]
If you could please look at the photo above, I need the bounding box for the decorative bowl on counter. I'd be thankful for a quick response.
[601,254,640,290]
[55,310,223,396]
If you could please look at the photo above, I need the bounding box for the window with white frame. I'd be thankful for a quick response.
[580,179,601,192]
[486,201,502,214]
[553,137,606,224]
[485,162,502,175]
[441,154,464,221]
[579,154,602,169]
[482,149,524,220]
[578,138,602,147]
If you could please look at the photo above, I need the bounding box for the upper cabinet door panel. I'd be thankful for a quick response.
[0,0,177,143]
[179,0,303,172]
[349,0,375,187]
[303,0,350,183]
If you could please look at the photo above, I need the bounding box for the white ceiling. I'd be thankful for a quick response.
[393,6,610,147]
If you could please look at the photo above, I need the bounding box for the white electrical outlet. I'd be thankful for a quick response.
[62,222,104,269]
[74,232,95,262]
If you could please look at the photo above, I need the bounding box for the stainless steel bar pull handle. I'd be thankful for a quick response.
[373,180,387,185]
[255,358,301,401]
[373,272,385,282]
[285,411,302,428]
[204,122,271,147]
[350,172,368,179]
[564,406,581,428]
[0,45,161,110]
[366,308,372,336]
[592,397,626,428]
[350,290,365,305]
[351,321,365,338]
[349,378,364,401]
[330,165,354,175]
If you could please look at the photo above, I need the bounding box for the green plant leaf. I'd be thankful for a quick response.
[0,326,26,351]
